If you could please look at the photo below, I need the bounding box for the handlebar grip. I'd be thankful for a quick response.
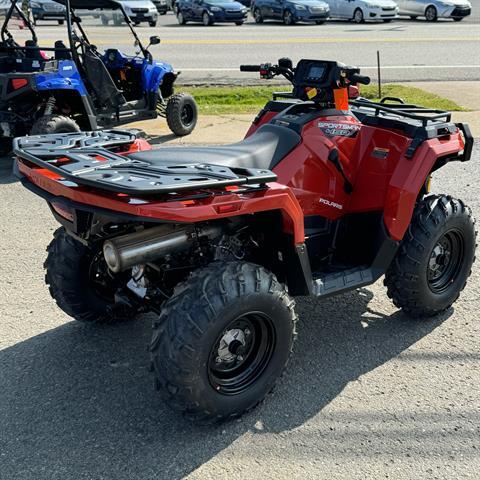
[350,73,371,85]
[240,65,262,72]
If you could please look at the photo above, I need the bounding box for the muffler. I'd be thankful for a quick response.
[103,225,221,273]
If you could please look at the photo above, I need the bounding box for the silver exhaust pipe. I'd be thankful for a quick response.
[103,225,221,273]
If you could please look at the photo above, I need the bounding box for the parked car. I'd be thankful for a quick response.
[326,0,398,22]
[30,0,66,24]
[251,0,330,24]
[101,0,159,26]
[152,0,168,13]
[177,0,248,25]
[397,0,471,21]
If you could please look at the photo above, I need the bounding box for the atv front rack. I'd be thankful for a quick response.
[13,131,277,196]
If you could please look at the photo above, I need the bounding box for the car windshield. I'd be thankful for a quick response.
[205,0,230,3]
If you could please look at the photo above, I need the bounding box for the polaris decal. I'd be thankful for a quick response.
[319,198,343,210]
[317,122,361,138]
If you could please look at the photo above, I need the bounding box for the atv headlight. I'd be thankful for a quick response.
[210,6,222,11]
[295,4,307,10]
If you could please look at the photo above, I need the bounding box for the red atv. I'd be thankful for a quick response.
[14,58,476,423]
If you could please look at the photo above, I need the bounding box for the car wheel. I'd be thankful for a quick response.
[353,8,364,23]
[149,20,157,27]
[453,17,463,21]
[203,11,212,26]
[253,8,263,23]
[283,9,295,25]
[235,21,244,25]
[425,5,437,21]
[177,10,186,24]
[383,18,392,22]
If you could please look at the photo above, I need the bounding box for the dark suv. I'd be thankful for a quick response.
[30,0,66,25]
[177,0,248,25]
[252,0,330,24]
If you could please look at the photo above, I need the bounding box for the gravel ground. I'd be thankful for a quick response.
[0,143,479,480]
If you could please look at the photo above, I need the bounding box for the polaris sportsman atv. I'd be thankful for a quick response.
[0,0,197,155]
[14,58,476,423]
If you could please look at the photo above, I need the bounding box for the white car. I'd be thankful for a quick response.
[397,0,471,21]
[101,0,159,26]
[326,0,399,22]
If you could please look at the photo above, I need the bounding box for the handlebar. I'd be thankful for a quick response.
[349,73,371,85]
[239,65,262,72]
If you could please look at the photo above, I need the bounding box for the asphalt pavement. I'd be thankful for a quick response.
[0,131,479,478]
[9,6,480,84]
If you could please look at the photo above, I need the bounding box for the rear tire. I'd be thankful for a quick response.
[45,228,139,324]
[253,7,263,23]
[425,5,437,21]
[30,115,80,135]
[384,195,477,318]
[166,93,198,136]
[150,261,297,423]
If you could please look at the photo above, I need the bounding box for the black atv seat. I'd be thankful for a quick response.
[127,124,301,171]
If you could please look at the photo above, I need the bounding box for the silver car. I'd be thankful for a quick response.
[397,0,472,21]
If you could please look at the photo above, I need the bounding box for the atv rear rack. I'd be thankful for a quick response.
[13,130,277,196]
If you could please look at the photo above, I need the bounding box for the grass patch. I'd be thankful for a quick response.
[182,84,466,115]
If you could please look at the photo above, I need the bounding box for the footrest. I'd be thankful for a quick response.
[313,267,373,297]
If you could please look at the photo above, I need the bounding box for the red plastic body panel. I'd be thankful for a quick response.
[20,108,465,245]
[244,110,279,137]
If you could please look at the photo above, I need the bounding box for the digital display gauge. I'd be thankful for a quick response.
[306,65,326,82]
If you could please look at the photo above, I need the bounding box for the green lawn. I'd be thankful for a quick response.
[181,84,466,115]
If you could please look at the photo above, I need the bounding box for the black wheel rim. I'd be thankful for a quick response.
[180,104,194,126]
[427,230,464,293]
[208,312,276,395]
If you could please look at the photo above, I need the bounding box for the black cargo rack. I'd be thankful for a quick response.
[350,97,473,159]
[351,97,452,125]
[13,131,277,196]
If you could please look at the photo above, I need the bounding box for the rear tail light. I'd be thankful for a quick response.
[11,78,28,90]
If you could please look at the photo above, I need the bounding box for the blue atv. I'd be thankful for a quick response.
[0,0,198,154]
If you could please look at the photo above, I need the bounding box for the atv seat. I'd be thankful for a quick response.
[83,48,126,109]
[127,124,301,171]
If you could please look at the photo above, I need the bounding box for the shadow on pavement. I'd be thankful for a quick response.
[0,156,16,185]
[0,288,451,479]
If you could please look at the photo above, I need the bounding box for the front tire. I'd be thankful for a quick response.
[166,93,198,136]
[203,11,212,26]
[253,7,263,23]
[385,195,477,318]
[150,262,297,423]
[30,115,80,135]
[425,5,437,21]
[283,9,295,25]
[353,8,364,23]
[177,10,186,24]
[45,228,139,324]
